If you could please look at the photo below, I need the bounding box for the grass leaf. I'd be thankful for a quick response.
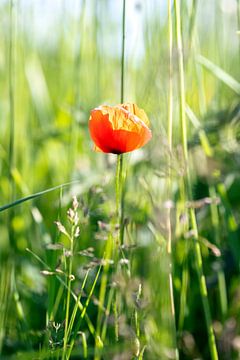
[197,54,240,95]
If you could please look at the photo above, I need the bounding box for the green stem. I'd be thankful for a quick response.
[189,209,218,360]
[62,227,74,360]
[167,1,179,358]
[120,0,126,104]
[67,269,90,341]
[116,154,123,247]
[167,0,173,152]
[113,154,123,342]
[188,0,198,51]
[8,0,15,252]
[209,185,228,319]
[237,0,240,59]
[94,235,113,360]
[174,1,218,359]
[8,0,15,197]
[68,265,102,359]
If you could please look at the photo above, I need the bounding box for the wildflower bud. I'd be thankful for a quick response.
[74,226,80,238]
[119,258,129,265]
[41,270,55,276]
[67,208,75,223]
[74,212,79,226]
[115,223,120,230]
[54,221,68,237]
[179,213,188,225]
[64,249,72,257]
[133,337,140,357]
[211,245,221,257]
[55,268,64,274]
[101,259,114,266]
[72,196,79,211]
[53,322,61,331]
[98,221,110,230]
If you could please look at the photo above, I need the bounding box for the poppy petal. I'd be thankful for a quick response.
[89,103,152,154]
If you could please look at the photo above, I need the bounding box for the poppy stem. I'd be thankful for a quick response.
[117,0,126,247]
[120,0,126,104]
[116,154,123,247]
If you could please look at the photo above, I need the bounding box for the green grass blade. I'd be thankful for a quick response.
[0,180,80,213]
[186,104,213,157]
[197,54,240,95]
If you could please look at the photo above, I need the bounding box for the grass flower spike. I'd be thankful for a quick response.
[89,103,152,154]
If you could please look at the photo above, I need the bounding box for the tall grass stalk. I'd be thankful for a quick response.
[167,1,179,358]
[209,186,228,319]
[120,0,126,105]
[7,0,29,347]
[174,1,218,359]
[187,103,228,320]
[62,219,75,360]
[118,0,126,245]
[94,234,113,360]
[8,0,15,199]
[68,0,86,175]
[7,0,15,253]
[237,0,240,58]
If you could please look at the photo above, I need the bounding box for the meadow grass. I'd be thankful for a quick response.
[0,0,240,359]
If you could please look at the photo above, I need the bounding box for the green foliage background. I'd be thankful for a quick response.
[0,0,240,359]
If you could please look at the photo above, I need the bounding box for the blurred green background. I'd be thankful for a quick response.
[0,0,240,359]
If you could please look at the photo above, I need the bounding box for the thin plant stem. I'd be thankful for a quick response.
[174,1,218,359]
[62,226,75,360]
[94,234,113,358]
[66,269,90,341]
[167,0,173,152]
[68,0,86,175]
[119,0,126,244]
[178,263,189,330]
[188,0,198,52]
[67,265,102,359]
[8,0,15,252]
[167,1,179,358]
[177,177,189,331]
[113,153,123,342]
[8,0,15,199]
[237,0,240,59]
[209,185,228,319]
[120,0,126,104]
[116,154,123,247]
[101,287,115,342]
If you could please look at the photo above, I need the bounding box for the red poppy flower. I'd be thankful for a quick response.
[89,103,152,154]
